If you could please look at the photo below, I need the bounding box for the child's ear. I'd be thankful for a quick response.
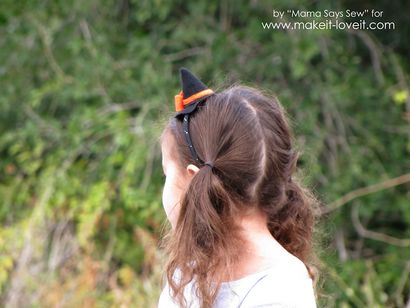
[186,164,200,177]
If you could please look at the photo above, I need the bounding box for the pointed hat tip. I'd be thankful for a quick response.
[179,67,199,83]
[178,67,208,98]
[179,67,189,74]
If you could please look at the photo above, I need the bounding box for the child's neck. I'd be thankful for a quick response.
[221,209,293,282]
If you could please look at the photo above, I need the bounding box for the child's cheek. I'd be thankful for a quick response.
[162,175,182,228]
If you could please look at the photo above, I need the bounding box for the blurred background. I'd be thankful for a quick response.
[0,0,409,307]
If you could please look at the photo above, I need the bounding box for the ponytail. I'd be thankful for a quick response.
[165,163,242,308]
[263,176,322,293]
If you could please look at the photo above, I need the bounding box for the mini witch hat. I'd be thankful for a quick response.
[173,68,215,166]
[174,68,215,118]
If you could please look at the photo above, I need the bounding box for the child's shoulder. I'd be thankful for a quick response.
[238,256,316,307]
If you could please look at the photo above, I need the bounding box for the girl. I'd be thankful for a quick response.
[158,68,322,307]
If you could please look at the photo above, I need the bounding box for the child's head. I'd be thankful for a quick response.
[160,85,272,229]
[159,72,321,307]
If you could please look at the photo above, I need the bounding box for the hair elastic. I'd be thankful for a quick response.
[203,162,214,169]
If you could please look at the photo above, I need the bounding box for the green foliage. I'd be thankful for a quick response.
[0,0,409,307]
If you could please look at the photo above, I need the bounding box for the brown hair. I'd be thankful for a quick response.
[160,84,324,307]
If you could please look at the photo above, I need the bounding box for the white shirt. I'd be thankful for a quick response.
[158,260,317,308]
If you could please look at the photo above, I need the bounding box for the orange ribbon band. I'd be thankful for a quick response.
[174,89,214,112]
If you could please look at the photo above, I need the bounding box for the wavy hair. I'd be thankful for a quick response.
[160,85,324,307]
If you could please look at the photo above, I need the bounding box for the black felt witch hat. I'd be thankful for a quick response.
[174,68,215,118]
